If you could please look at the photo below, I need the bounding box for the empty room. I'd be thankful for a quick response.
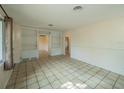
[0,4,124,89]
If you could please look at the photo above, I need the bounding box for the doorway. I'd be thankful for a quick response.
[65,37,70,56]
[38,35,48,58]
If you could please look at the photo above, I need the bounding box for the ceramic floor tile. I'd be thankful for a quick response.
[66,74,76,80]
[37,75,46,82]
[15,81,26,89]
[70,78,84,85]
[61,81,77,89]
[78,76,92,83]
[93,74,105,80]
[106,74,118,81]
[27,78,37,85]
[88,77,101,84]
[59,78,69,84]
[98,81,113,89]
[96,85,105,89]
[119,75,124,80]
[6,84,15,89]
[35,72,44,77]
[6,55,124,89]
[116,78,124,85]
[47,75,57,83]
[114,82,124,89]
[40,84,53,89]
[82,74,93,80]
[102,77,116,86]
[27,82,39,89]
[16,77,26,84]
[51,80,62,89]
[27,73,35,78]
[38,78,50,88]
[85,79,100,88]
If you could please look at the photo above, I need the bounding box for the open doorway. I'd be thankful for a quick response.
[65,37,70,56]
[38,35,48,58]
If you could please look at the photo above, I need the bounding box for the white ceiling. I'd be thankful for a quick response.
[2,4,124,31]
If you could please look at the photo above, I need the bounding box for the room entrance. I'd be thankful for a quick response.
[65,37,70,56]
[38,35,49,58]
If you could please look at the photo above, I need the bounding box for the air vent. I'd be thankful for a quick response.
[73,6,83,11]
[48,24,53,27]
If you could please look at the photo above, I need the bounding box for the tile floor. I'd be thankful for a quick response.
[6,55,124,89]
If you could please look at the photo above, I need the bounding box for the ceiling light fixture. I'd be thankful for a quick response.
[73,6,83,11]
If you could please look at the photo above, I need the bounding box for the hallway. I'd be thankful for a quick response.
[6,56,124,89]
[39,50,49,59]
[38,35,49,59]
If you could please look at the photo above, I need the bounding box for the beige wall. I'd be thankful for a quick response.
[68,17,124,75]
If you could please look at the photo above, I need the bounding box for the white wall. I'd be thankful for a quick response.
[13,23,21,63]
[38,29,63,56]
[68,17,124,76]
[21,26,64,59]
[21,27,38,59]
[50,31,63,56]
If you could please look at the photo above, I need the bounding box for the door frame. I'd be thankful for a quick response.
[65,36,70,56]
[37,32,51,58]
[63,32,71,57]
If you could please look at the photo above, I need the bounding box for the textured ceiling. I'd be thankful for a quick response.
[2,4,124,31]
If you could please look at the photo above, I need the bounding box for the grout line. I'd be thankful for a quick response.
[10,55,124,89]
[47,59,94,87]
[112,75,120,89]
[47,57,96,88]
[37,59,54,89]
[31,61,40,89]
[80,68,102,85]
[41,69,54,89]
[25,61,27,88]
[45,57,68,88]
[50,56,100,89]
[94,71,110,89]
[13,64,20,89]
